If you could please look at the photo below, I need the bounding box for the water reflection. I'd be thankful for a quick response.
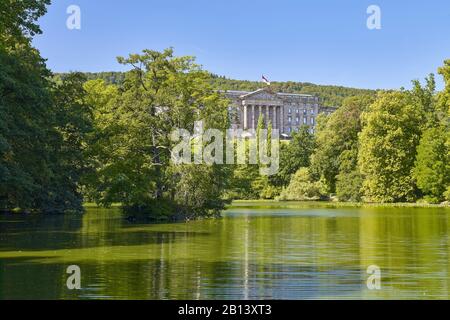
[0,204,449,299]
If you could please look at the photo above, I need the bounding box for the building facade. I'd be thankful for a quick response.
[224,88,336,138]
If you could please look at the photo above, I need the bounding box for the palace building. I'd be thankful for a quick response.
[224,87,337,138]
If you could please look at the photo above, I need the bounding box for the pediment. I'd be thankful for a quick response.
[240,88,281,101]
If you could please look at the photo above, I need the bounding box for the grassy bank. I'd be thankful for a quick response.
[83,200,450,211]
[228,200,450,209]
[83,203,123,209]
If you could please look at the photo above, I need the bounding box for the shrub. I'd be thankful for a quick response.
[444,186,450,202]
[278,168,326,201]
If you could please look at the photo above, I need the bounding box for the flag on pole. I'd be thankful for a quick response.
[262,75,271,86]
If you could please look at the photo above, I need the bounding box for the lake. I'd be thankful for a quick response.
[0,202,449,300]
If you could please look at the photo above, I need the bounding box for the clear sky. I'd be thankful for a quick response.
[33,0,450,90]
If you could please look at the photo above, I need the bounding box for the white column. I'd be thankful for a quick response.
[243,105,248,129]
[251,105,255,129]
[258,105,262,127]
[273,106,277,129]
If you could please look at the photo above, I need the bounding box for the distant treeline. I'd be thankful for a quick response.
[53,72,377,107]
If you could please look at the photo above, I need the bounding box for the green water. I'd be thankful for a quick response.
[0,202,449,300]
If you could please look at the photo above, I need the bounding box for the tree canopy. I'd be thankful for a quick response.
[1,0,92,213]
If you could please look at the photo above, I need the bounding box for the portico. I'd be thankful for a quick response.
[225,87,330,138]
[243,103,282,130]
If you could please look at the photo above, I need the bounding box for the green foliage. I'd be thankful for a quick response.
[259,182,282,199]
[335,170,363,202]
[310,95,374,193]
[412,64,450,203]
[0,44,51,211]
[0,1,92,213]
[169,164,229,219]
[335,149,363,202]
[271,126,315,187]
[437,60,450,119]
[54,72,377,108]
[226,116,282,200]
[226,126,270,200]
[0,0,50,45]
[2,0,450,211]
[46,73,93,212]
[278,168,326,201]
[80,79,121,204]
[209,75,377,107]
[53,72,127,86]
[413,126,449,202]
[84,48,230,219]
[358,91,423,202]
[444,186,450,202]
[226,164,261,200]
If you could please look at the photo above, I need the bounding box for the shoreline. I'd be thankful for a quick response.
[2,200,447,216]
[228,200,450,209]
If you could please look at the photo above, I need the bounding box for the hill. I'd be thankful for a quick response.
[54,72,377,107]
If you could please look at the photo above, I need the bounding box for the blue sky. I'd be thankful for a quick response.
[33,0,450,90]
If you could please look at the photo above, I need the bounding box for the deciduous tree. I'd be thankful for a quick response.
[358,92,422,202]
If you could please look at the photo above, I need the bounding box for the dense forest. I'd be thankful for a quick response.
[1,0,90,213]
[54,72,377,107]
[1,1,449,219]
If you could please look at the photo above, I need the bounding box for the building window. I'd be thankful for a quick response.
[303,118,307,124]
[296,117,299,124]
[288,116,292,124]
[288,108,292,114]
[296,109,299,114]
[311,117,315,125]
